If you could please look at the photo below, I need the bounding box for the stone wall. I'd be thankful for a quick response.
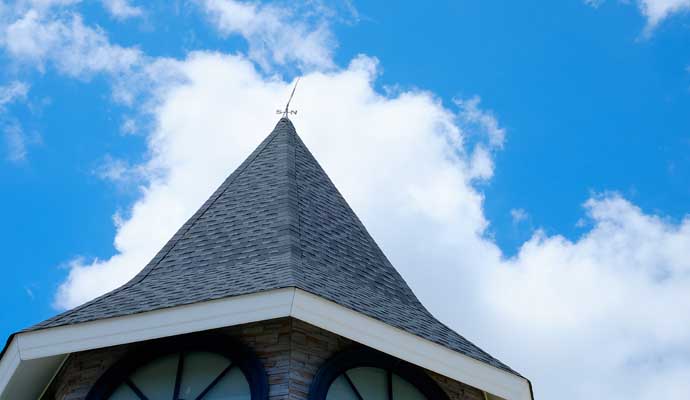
[44,317,484,400]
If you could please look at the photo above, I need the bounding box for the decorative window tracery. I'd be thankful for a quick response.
[86,335,267,400]
[309,349,449,400]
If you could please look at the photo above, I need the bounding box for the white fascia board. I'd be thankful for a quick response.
[0,288,295,399]
[17,288,295,360]
[0,339,19,396]
[1,355,66,400]
[1,287,531,400]
[290,289,532,400]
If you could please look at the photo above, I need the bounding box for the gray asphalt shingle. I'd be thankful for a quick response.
[28,118,517,375]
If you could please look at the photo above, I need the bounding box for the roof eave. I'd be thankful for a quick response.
[0,288,531,400]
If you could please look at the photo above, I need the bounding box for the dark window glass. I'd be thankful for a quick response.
[106,351,250,400]
[325,367,427,400]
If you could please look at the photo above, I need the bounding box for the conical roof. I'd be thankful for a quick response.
[31,118,514,374]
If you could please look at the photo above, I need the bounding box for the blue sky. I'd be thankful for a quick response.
[2,1,690,398]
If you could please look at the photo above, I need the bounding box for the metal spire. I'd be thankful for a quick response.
[277,77,300,119]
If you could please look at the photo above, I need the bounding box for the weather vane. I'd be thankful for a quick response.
[277,77,300,118]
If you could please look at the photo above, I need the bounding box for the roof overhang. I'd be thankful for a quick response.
[0,288,532,400]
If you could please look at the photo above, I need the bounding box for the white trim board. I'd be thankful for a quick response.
[0,340,19,396]
[0,288,532,400]
[291,290,531,400]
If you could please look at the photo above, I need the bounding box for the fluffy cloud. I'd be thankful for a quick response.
[456,96,505,149]
[0,81,28,108]
[54,52,495,310]
[0,81,29,161]
[0,0,143,78]
[485,195,690,399]
[100,0,142,20]
[0,0,144,159]
[198,0,336,70]
[16,0,81,10]
[3,121,26,161]
[2,1,687,399]
[510,208,529,223]
[0,0,146,158]
[52,48,690,399]
[586,0,690,31]
[639,0,690,30]
[1,10,142,77]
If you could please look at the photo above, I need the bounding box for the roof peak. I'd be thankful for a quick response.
[277,116,295,127]
[29,118,516,376]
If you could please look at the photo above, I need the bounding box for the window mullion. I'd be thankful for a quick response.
[172,352,184,400]
[344,372,365,400]
[387,370,393,400]
[194,362,234,400]
[125,378,149,400]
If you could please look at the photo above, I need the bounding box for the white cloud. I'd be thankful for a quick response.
[0,1,146,159]
[100,0,143,20]
[3,121,26,161]
[1,8,143,78]
[0,81,29,162]
[485,195,690,399]
[52,49,690,400]
[94,154,143,183]
[54,52,483,307]
[0,81,28,108]
[456,96,505,148]
[467,144,494,180]
[120,117,137,135]
[198,0,336,70]
[19,0,81,10]
[510,208,528,223]
[640,0,690,30]
[1,2,680,399]
[585,0,690,32]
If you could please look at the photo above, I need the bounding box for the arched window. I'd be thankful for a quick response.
[87,335,267,400]
[309,349,449,400]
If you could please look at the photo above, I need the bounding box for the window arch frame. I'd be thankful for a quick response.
[86,333,268,400]
[308,348,450,400]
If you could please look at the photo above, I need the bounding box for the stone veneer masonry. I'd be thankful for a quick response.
[43,318,485,400]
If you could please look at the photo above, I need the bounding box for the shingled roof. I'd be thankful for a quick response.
[29,118,516,375]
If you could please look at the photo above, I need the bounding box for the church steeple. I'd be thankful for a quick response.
[0,117,533,400]
[33,118,514,374]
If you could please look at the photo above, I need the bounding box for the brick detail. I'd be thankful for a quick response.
[44,318,483,400]
[47,345,128,400]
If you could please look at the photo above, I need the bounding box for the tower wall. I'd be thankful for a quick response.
[44,318,484,400]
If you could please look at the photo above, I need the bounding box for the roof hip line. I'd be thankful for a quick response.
[43,120,289,327]
[126,121,287,287]
[288,128,305,287]
[22,117,521,382]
